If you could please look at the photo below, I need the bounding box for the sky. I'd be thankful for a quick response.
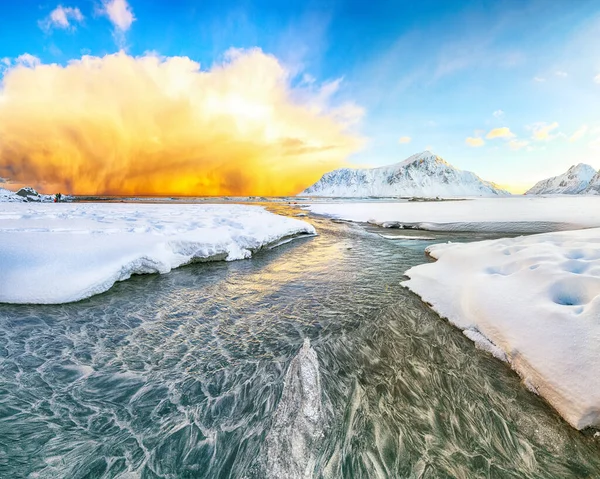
[1,0,599,194]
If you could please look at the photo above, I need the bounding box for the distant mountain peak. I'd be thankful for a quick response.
[526,163,597,195]
[299,152,509,198]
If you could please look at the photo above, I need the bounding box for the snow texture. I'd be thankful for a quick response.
[403,228,600,429]
[0,203,315,304]
[305,196,600,233]
[526,163,597,195]
[299,151,509,197]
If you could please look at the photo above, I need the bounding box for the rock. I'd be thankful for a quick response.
[16,187,41,202]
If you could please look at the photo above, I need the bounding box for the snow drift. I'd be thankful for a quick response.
[0,203,315,304]
[299,151,509,198]
[403,228,600,430]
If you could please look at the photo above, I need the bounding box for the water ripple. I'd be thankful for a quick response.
[0,205,598,478]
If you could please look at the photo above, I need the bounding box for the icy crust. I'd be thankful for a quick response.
[305,196,600,233]
[300,151,509,198]
[403,228,600,429]
[0,203,316,304]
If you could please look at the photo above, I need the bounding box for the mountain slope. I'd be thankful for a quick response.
[584,171,600,195]
[299,151,509,197]
[525,163,597,195]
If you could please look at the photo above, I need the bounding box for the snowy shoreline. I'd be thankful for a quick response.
[0,203,316,304]
[403,228,600,430]
[305,196,600,429]
[303,196,600,233]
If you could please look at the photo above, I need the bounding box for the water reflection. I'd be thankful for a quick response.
[0,206,598,478]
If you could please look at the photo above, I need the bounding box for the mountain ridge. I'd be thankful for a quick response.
[299,151,510,197]
[526,163,597,195]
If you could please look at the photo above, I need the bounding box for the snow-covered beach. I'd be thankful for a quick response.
[304,196,600,233]
[0,203,315,304]
[403,229,600,430]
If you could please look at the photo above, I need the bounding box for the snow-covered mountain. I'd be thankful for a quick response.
[584,171,600,195]
[525,163,597,195]
[299,151,510,197]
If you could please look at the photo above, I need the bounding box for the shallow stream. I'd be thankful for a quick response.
[0,203,599,478]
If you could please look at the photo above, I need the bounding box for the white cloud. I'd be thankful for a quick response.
[101,0,135,32]
[301,73,316,85]
[508,139,529,150]
[554,70,568,77]
[594,73,600,84]
[486,127,515,139]
[465,137,484,147]
[493,109,504,118]
[569,125,588,143]
[530,121,559,141]
[15,54,41,68]
[398,136,411,144]
[533,76,546,82]
[39,5,84,31]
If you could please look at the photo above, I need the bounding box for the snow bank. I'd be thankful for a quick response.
[0,186,57,203]
[305,196,600,233]
[0,203,315,304]
[403,228,600,429]
[0,187,25,203]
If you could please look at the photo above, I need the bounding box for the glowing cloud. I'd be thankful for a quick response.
[569,125,588,142]
[465,137,485,147]
[39,5,84,31]
[0,49,364,196]
[398,136,411,144]
[485,127,515,139]
[531,122,559,141]
[508,139,528,150]
[101,0,135,32]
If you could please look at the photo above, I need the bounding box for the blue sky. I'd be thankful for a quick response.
[1,0,600,192]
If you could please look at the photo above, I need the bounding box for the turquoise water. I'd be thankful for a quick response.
[0,205,599,478]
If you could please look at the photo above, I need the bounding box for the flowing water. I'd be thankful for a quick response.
[0,203,599,478]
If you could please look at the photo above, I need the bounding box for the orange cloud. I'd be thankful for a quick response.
[465,136,484,147]
[485,127,515,139]
[531,121,559,141]
[0,49,363,196]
